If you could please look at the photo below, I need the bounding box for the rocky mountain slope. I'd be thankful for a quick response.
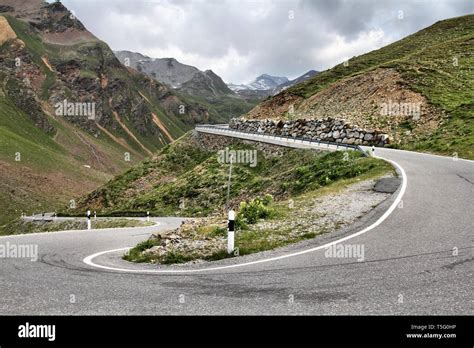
[115,50,257,122]
[245,15,474,159]
[114,51,233,96]
[0,0,210,224]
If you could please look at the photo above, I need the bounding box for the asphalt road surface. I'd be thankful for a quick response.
[0,127,472,315]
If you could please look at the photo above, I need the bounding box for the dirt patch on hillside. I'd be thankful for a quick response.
[100,74,108,89]
[42,29,97,45]
[41,55,54,72]
[0,16,17,45]
[297,68,443,139]
[108,98,153,156]
[112,109,153,156]
[95,122,141,158]
[152,113,174,142]
[245,91,304,120]
[138,91,175,142]
[0,0,44,19]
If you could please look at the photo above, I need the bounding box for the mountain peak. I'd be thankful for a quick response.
[256,74,289,83]
[228,70,318,99]
[114,51,235,98]
[248,74,289,91]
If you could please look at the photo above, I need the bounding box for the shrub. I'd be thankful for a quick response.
[122,238,159,263]
[162,251,195,264]
[209,226,227,237]
[236,194,274,228]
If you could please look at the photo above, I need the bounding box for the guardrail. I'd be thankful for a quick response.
[195,124,368,156]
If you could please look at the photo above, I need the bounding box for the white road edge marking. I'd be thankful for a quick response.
[83,157,407,274]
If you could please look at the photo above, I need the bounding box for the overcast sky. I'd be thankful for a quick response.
[58,0,473,84]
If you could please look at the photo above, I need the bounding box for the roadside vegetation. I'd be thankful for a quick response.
[124,168,394,265]
[120,134,395,264]
[69,133,393,217]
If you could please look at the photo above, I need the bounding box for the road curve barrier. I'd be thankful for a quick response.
[195,124,368,156]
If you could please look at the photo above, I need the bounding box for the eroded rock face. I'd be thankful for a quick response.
[229,118,390,147]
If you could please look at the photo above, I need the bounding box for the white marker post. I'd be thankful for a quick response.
[86,209,91,230]
[227,210,235,254]
[372,145,375,156]
[94,211,97,221]
[147,211,150,222]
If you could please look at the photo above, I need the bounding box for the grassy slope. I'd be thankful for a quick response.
[0,93,115,226]
[67,132,392,219]
[0,17,136,225]
[258,15,474,159]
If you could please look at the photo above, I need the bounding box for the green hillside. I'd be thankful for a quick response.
[65,132,392,218]
[0,93,113,225]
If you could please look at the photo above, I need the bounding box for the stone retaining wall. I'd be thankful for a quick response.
[229,118,390,146]
[195,131,293,158]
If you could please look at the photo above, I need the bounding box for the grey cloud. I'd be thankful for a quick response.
[60,0,473,83]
